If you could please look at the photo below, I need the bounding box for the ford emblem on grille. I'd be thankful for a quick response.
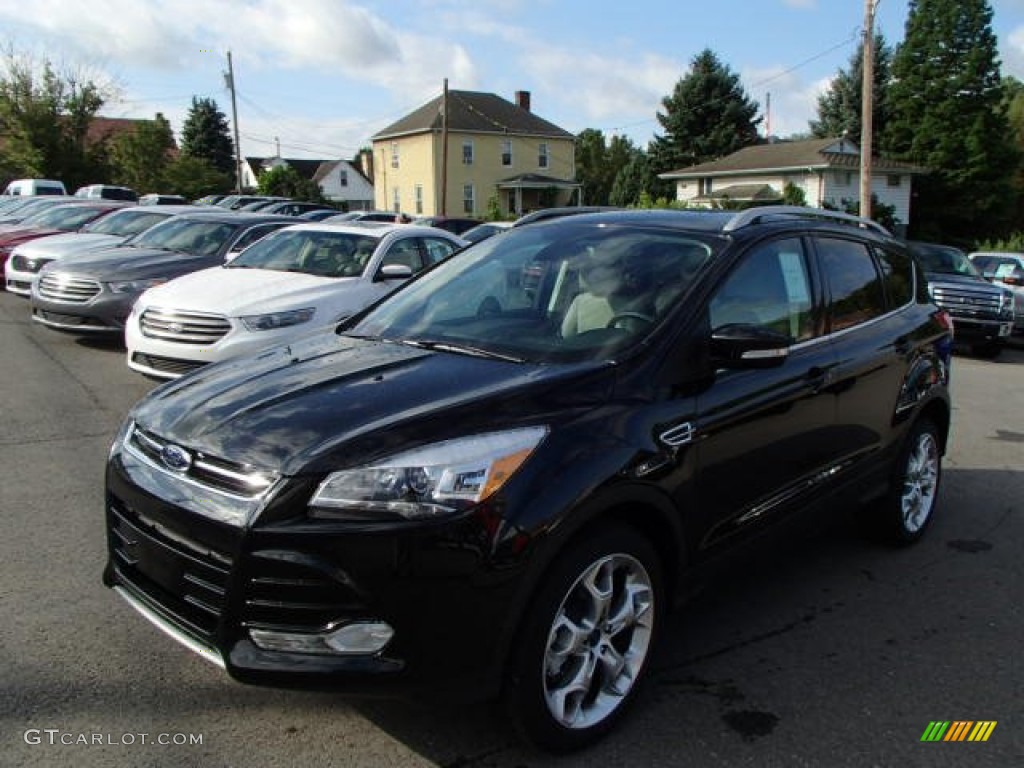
[167,322,185,334]
[160,444,192,472]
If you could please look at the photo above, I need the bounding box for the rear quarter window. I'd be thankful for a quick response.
[874,245,914,308]
[816,237,887,332]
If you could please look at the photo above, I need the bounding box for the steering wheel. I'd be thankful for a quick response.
[607,312,655,330]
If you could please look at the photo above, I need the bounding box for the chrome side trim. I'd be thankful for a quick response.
[113,585,226,669]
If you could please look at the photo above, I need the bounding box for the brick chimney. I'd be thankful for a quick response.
[515,90,531,112]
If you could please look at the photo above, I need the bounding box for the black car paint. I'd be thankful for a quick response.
[103,212,952,704]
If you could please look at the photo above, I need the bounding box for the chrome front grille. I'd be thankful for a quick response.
[930,285,1002,317]
[37,273,101,303]
[141,307,231,345]
[128,424,277,498]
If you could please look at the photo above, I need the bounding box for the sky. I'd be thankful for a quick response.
[4,0,1024,162]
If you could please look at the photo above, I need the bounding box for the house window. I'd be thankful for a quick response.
[463,184,475,215]
[538,143,549,169]
[390,143,399,169]
[462,140,474,165]
[888,175,902,187]
[339,169,348,187]
[501,140,512,167]
[392,187,401,213]
[698,178,713,196]
[415,184,423,214]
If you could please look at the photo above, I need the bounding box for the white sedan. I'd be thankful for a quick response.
[125,222,466,379]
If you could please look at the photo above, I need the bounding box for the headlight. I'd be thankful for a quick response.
[108,278,165,294]
[240,307,316,331]
[309,426,548,521]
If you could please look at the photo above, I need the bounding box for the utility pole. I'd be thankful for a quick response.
[440,78,449,217]
[859,0,880,221]
[225,50,244,194]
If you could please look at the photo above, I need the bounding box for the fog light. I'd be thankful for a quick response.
[325,622,394,654]
[249,621,394,655]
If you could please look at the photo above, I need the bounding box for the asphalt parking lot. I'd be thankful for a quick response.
[1,288,1021,768]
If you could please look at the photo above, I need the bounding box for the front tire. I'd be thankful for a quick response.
[502,524,662,753]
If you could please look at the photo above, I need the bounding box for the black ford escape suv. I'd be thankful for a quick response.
[104,207,953,752]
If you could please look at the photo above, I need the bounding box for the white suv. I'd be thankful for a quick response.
[125,222,466,378]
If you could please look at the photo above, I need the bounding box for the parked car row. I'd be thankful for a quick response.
[3,201,469,381]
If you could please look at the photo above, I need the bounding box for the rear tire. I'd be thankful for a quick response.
[875,418,942,545]
[501,524,663,753]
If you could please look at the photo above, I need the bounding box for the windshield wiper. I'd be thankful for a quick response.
[400,339,524,363]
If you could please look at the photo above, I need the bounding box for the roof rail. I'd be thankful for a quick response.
[722,206,893,237]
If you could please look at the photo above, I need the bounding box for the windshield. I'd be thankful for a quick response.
[349,221,720,364]
[228,229,380,277]
[20,204,108,231]
[910,243,981,277]
[130,217,239,256]
[83,209,173,237]
[7,198,68,222]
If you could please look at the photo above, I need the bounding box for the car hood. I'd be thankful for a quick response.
[925,272,1000,291]
[49,246,219,280]
[0,227,62,246]
[12,232,124,259]
[130,333,610,475]
[138,266,361,317]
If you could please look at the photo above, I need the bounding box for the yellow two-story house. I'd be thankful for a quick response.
[371,89,579,219]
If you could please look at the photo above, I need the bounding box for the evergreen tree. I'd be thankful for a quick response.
[650,49,761,176]
[884,0,1017,240]
[108,113,176,193]
[180,96,236,180]
[810,33,893,143]
[609,150,656,207]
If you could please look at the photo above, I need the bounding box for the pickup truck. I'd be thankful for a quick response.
[907,241,1015,358]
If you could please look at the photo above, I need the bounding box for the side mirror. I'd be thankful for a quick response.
[376,264,414,281]
[710,324,791,369]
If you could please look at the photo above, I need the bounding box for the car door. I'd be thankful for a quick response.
[686,235,843,552]
[814,236,921,471]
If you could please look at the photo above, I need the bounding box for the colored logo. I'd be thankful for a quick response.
[921,721,997,742]
[160,444,192,472]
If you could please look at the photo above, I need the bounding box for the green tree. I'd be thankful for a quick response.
[575,129,636,206]
[108,113,175,193]
[810,33,893,143]
[609,150,657,207]
[883,0,1018,241]
[180,96,236,181]
[257,163,325,202]
[162,155,233,201]
[649,49,761,179]
[0,46,112,189]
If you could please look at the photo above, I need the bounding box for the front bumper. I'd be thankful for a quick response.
[125,314,317,379]
[103,438,520,699]
[31,289,136,333]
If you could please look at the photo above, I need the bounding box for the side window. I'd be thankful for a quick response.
[421,237,459,266]
[874,245,914,308]
[381,238,424,273]
[232,223,288,253]
[709,237,816,341]
[816,237,886,332]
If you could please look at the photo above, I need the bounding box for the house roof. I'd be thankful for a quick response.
[86,116,179,153]
[659,137,926,179]
[312,159,371,186]
[372,90,574,141]
[245,157,332,181]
